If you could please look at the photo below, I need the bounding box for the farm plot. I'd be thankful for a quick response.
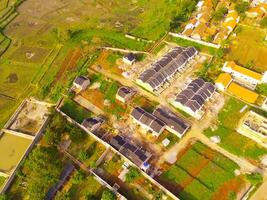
[158,141,246,200]
[0,64,37,98]
[226,25,267,72]
[204,98,267,162]
[9,46,50,64]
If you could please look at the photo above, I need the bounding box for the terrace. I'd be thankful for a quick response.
[157,141,248,200]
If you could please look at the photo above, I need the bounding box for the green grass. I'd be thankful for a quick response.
[204,98,267,161]
[180,179,213,200]
[60,98,92,123]
[70,29,148,51]
[68,134,106,168]
[107,53,121,65]
[169,37,219,55]
[0,176,6,187]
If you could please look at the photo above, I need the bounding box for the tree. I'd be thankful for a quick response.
[101,189,116,200]
[213,6,228,21]
[70,170,86,185]
[0,194,10,200]
[260,16,267,28]
[235,2,249,14]
[44,112,67,145]
[256,83,267,96]
[24,146,63,200]
[78,150,89,161]
[68,127,87,143]
[125,167,141,183]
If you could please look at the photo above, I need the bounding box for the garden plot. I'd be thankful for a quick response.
[0,64,37,98]
[158,141,247,200]
[8,101,49,135]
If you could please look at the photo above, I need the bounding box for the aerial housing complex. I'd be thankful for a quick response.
[136,46,198,93]
[172,78,216,119]
[131,107,190,138]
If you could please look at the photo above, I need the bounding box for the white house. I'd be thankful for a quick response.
[123,53,136,65]
[222,61,266,89]
[72,76,90,93]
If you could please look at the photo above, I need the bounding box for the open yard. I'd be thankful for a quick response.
[204,97,267,162]
[0,132,31,174]
[225,25,267,72]
[158,141,247,200]
[60,98,92,124]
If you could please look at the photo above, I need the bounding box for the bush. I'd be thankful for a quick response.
[125,167,141,183]
[101,189,116,200]
[246,173,263,186]
[213,6,228,21]
[256,83,267,96]
[260,16,267,28]
[235,2,249,14]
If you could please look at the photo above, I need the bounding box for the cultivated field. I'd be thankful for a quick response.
[158,141,247,200]
[226,25,267,72]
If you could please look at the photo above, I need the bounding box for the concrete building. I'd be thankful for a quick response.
[136,46,197,92]
[222,61,267,89]
[172,78,216,120]
[82,117,104,132]
[116,86,136,103]
[109,135,152,171]
[123,53,136,65]
[215,73,233,91]
[152,107,191,138]
[131,107,166,137]
[72,76,90,93]
[237,111,267,148]
[131,107,190,138]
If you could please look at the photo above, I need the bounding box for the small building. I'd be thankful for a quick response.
[109,135,152,170]
[136,46,198,92]
[215,73,233,91]
[228,82,259,103]
[131,107,166,137]
[237,111,267,148]
[123,53,136,65]
[46,163,75,200]
[116,86,136,103]
[72,76,90,93]
[82,117,104,132]
[153,107,191,138]
[162,138,170,147]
